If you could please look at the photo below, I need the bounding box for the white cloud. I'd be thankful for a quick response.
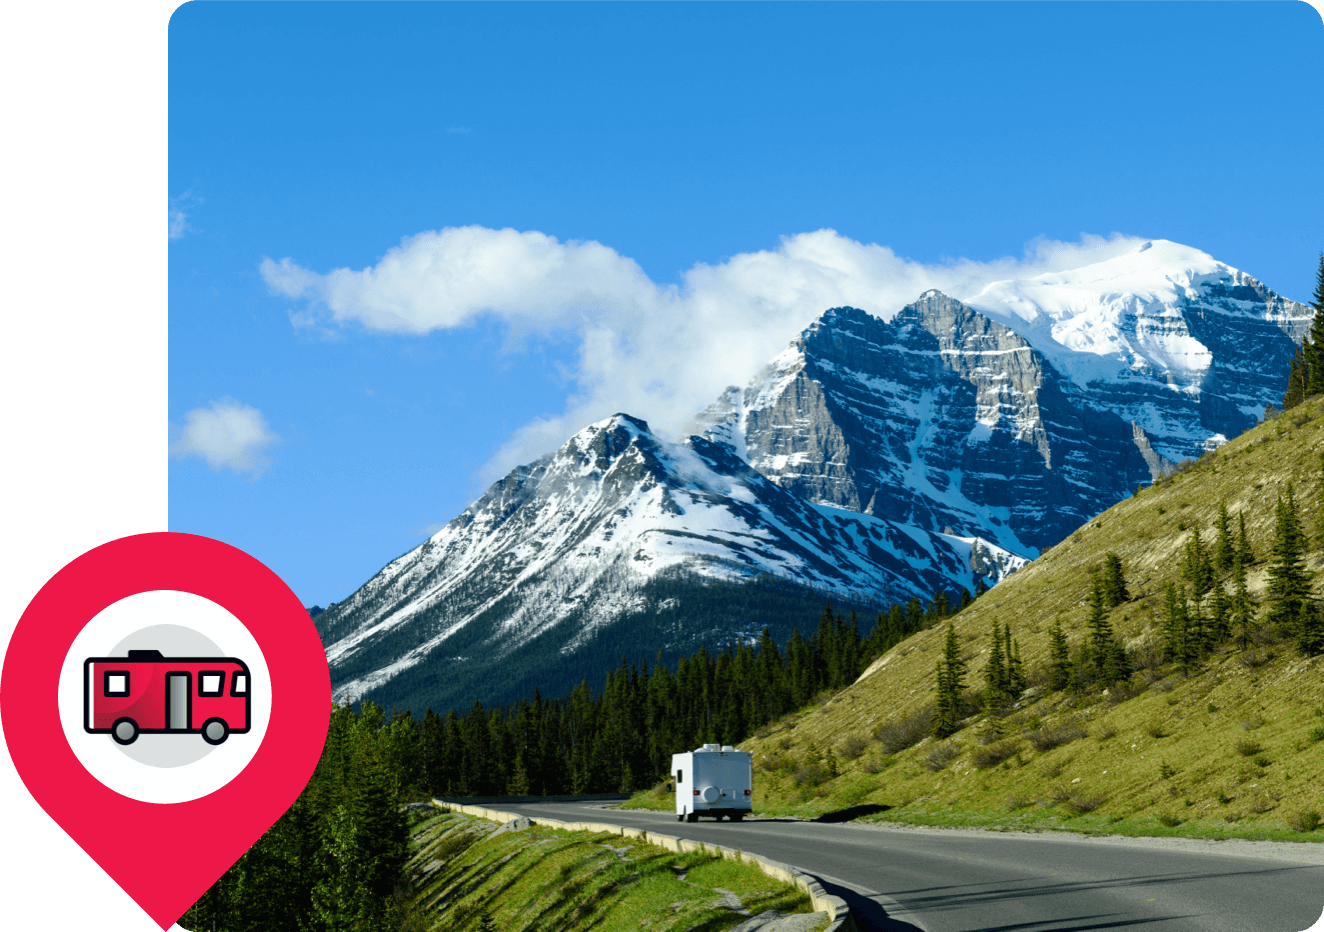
[262,227,1143,483]
[170,399,279,477]
[168,208,188,240]
[168,188,201,241]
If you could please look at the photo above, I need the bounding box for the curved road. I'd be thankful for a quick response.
[491,799,1324,932]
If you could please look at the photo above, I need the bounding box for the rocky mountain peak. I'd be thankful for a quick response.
[313,240,1310,717]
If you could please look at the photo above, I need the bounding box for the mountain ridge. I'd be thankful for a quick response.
[318,413,1025,707]
[317,240,1311,715]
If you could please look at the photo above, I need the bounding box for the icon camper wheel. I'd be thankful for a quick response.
[111,718,139,745]
[201,718,229,746]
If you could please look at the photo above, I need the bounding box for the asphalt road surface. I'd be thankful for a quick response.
[491,799,1324,932]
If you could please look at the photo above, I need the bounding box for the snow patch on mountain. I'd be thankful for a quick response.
[963,239,1308,409]
[320,413,1025,703]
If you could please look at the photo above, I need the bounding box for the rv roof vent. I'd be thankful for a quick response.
[721,745,735,752]
[701,743,720,751]
[127,649,165,660]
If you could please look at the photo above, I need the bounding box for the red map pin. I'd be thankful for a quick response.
[2,533,330,930]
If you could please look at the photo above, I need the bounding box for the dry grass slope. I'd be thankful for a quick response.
[655,397,1324,841]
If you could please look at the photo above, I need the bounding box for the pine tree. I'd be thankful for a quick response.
[1048,617,1071,692]
[1214,501,1236,574]
[1237,511,1255,566]
[1210,581,1231,643]
[1266,484,1312,644]
[1305,252,1324,396]
[983,621,1007,711]
[932,590,950,619]
[905,596,924,634]
[1103,636,1130,686]
[217,793,319,932]
[1299,602,1324,656]
[1085,577,1116,683]
[1284,345,1308,410]
[312,727,409,932]
[1007,635,1026,697]
[1187,591,1208,660]
[1183,526,1212,597]
[1162,583,1191,668]
[933,623,966,738]
[1101,552,1129,607]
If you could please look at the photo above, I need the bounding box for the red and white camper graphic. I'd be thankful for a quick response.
[84,649,251,746]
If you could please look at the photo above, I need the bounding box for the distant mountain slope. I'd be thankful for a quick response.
[316,414,1025,711]
[318,239,1310,716]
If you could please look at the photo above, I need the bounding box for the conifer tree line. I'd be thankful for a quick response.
[1282,252,1324,410]
[403,589,976,799]
[933,553,1127,737]
[1162,487,1324,663]
[181,703,411,932]
[183,584,979,929]
[930,472,1324,738]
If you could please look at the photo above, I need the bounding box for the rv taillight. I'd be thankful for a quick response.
[694,790,699,796]
[744,789,750,795]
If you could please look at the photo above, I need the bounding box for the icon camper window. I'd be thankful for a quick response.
[104,671,130,696]
[199,672,225,697]
[231,672,248,696]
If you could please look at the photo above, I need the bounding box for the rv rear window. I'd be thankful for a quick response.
[231,672,248,696]
[199,672,224,697]
[104,671,129,696]
[677,769,683,784]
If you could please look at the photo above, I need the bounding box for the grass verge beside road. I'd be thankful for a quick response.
[404,807,825,931]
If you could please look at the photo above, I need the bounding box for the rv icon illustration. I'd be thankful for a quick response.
[5,532,329,929]
[84,649,252,746]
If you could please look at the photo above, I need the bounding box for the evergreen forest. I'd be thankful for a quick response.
[183,254,1324,930]
[181,589,970,931]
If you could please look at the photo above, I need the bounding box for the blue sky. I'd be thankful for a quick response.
[169,1,1324,609]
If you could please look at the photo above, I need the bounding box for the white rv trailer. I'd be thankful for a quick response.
[671,743,753,822]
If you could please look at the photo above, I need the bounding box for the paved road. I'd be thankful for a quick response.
[492,799,1324,932]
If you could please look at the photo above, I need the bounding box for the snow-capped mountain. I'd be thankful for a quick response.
[688,240,1308,553]
[961,240,1310,457]
[318,239,1309,714]
[317,414,1026,707]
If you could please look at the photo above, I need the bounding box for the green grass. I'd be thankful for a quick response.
[627,398,1324,845]
[402,809,824,932]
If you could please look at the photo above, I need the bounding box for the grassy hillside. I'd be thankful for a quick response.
[630,396,1324,841]
[401,808,824,931]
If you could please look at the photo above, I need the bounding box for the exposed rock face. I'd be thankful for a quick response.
[316,239,1309,714]
[960,240,1310,462]
[316,414,1025,706]
[688,297,1156,552]
[689,258,1307,554]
